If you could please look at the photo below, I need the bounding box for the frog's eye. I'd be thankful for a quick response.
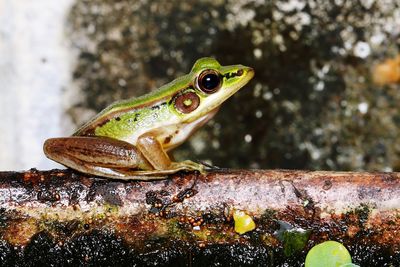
[174,91,200,114]
[196,69,222,94]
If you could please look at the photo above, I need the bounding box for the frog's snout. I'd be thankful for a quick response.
[244,66,255,77]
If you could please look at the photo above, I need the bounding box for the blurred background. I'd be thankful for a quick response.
[0,0,399,172]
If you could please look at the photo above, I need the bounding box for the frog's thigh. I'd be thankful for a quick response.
[136,133,171,170]
[43,136,152,170]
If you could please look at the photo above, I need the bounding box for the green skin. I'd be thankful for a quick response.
[44,58,254,180]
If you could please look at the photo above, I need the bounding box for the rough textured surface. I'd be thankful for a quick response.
[0,169,399,266]
[68,0,400,172]
[1,0,400,173]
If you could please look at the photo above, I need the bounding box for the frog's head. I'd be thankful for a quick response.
[171,57,254,122]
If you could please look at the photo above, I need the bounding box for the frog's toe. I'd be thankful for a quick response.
[192,160,221,170]
[170,160,205,173]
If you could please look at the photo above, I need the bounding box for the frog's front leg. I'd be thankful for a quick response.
[135,132,205,174]
[43,136,157,180]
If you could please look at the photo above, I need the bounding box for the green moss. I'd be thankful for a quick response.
[274,220,311,256]
[166,219,189,239]
[281,228,311,257]
[103,203,119,214]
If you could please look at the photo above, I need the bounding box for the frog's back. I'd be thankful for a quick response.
[74,73,191,136]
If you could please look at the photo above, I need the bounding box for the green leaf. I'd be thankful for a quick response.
[305,241,352,267]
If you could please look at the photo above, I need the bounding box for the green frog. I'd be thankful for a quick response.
[44,57,254,180]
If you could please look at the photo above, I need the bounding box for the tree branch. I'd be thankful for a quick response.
[0,169,399,266]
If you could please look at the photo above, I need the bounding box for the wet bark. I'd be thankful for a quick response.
[0,169,399,266]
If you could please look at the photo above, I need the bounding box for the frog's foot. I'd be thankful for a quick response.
[78,162,204,181]
[170,160,206,173]
[192,160,221,170]
[124,160,205,177]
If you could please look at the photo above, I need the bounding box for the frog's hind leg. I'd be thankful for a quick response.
[43,136,163,180]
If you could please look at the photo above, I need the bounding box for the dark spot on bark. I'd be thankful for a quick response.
[201,212,226,224]
[86,181,123,206]
[323,180,332,190]
[115,117,121,121]
[37,186,61,202]
[145,191,158,205]
[145,190,177,218]
[159,190,170,196]
[175,188,198,203]
[63,220,80,235]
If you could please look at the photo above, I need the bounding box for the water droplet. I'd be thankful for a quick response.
[253,48,263,59]
[354,41,370,58]
[357,102,369,114]
[244,134,252,143]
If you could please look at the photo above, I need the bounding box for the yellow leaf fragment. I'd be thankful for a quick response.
[233,210,256,234]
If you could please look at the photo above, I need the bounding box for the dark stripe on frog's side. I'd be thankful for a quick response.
[151,102,167,110]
